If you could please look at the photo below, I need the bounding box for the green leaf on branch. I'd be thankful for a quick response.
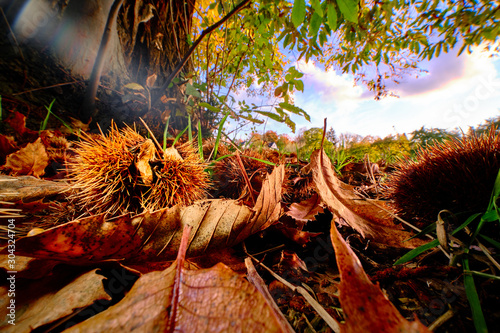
[185,83,202,98]
[199,102,219,112]
[254,110,284,122]
[327,3,338,30]
[311,0,323,17]
[337,0,358,24]
[310,12,322,37]
[279,102,310,121]
[292,0,306,28]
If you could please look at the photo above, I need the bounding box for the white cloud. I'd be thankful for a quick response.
[228,45,500,139]
[289,48,500,138]
[295,60,365,115]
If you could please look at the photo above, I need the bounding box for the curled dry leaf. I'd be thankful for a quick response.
[310,149,425,248]
[3,166,285,263]
[0,269,111,333]
[286,193,324,223]
[3,138,49,177]
[330,221,430,333]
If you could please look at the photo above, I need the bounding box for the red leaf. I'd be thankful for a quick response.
[286,193,324,222]
[5,111,38,140]
[330,221,430,333]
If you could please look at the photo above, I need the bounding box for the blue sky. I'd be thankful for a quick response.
[234,44,500,140]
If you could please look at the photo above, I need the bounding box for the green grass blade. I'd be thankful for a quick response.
[188,114,192,142]
[241,155,276,166]
[214,154,234,162]
[50,112,72,133]
[40,98,56,132]
[466,270,500,281]
[394,212,482,265]
[404,222,436,242]
[213,111,230,160]
[487,169,500,211]
[463,257,488,333]
[163,116,170,151]
[173,124,189,146]
[478,234,500,250]
[393,239,440,265]
[197,120,203,160]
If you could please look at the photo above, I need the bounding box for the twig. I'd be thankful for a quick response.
[246,254,342,333]
[235,151,255,205]
[245,258,295,333]
[139,117,163,152]
[428,308,455,331]
[477,240,500,271]
[13,80,84,96]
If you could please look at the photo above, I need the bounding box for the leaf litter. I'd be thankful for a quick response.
[0,119,484,332]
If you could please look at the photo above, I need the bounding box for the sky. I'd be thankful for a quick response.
[233,44,500,140]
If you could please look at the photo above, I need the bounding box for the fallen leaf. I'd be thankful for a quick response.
[59,116,90,135]
[3,138,49,177]
[286,193,324,223]
[311,149,425,248]
[234,164,285,244]
[277,224,321,245]
[329,221,431,333]
[64,227,290,333]
[3,166,284,263]
[0,134,17,165]
[4,111,38,140]
[2,200,249,262]
[245,257,295,333]
[0,269,111,333]
[0,175,68,202]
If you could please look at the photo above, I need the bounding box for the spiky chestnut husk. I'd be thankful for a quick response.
[383,128,500,227]
[202,139,230,160]
[141,143,211,211]
[212,148,295,200]
[68,124,210,216]
[213,149,271,200]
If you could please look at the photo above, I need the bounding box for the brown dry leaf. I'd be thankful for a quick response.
[278,225,321,246]
[64,227,289,333]
[330,221,430,333]
[4,166,284,263]
[59,116,90,135]
[234,164,285,244]
[3,138,49,177]
[0,175,68,202]
[0,269,111,333]
[311,149,425,248]
[286,193,324,222]
[245,257,295,333]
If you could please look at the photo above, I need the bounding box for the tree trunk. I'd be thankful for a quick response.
[3,0,196,131]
